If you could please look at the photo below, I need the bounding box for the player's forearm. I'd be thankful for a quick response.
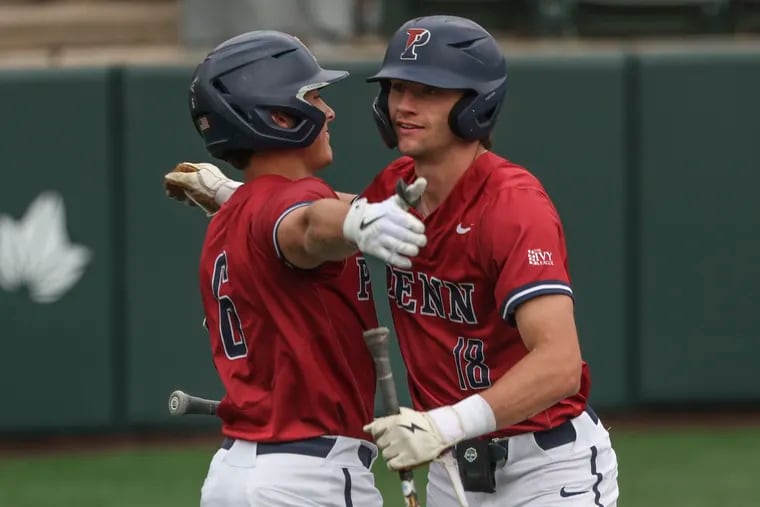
[480,344,582,429]
[302,199,357,261]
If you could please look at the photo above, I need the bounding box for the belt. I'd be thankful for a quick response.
[532,405,599,451]
[221,436,374,469]
[461,406,600,465]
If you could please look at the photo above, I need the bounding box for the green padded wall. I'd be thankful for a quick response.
[637,49,760,401]
[0,68,114,429]
[492,52,629,407]
[7,47,758,435]
[121,66,222,427]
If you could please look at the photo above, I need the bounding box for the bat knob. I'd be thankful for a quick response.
[168,390,188,416]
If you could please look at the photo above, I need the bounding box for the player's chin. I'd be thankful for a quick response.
[313,145,333,171]
[397,139,424,158]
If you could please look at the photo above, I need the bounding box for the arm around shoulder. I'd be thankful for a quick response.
[278,185,429,270]
[276,198,356,270]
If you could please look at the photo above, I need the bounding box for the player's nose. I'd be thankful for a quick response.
[395,90,417,114]
[323,103,336,122]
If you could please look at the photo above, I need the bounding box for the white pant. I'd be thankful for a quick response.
[200,436,383,506]
[428,409,619,507]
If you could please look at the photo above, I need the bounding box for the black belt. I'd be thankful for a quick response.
[461,405,600,464]
[221,436,374,469]
[532,405,599,451]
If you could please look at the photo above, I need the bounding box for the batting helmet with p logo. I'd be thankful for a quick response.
[400,28,431,60]
[367,16,507,149]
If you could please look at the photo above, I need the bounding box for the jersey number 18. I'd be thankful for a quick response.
[453,337,491,390]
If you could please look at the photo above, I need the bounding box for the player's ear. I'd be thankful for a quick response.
[271,110,296,128]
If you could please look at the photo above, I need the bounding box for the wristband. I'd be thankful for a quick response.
[428,394,497,445]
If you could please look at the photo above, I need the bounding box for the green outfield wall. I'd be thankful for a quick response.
[0,48,758,431]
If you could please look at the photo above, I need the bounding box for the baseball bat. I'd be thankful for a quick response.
[363,327,421,507]
[168,390,220,416]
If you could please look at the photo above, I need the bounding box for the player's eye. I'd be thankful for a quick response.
[390,82,405,93]
[305,90,321,103]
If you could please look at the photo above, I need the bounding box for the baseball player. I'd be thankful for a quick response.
[181,30,428,506]
[166,17,620,507]
[358,16,620,506]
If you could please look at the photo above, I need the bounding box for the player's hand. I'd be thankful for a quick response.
[363,407,451,470]
[164,162,238,216]
[342,178,427,269]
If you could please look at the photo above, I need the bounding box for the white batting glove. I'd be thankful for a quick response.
[364,407,450,470]
[164,162,242,216]
[363,395,497,470]
[342,178,427,269]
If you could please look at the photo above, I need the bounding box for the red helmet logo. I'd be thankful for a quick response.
[400,28,431,60]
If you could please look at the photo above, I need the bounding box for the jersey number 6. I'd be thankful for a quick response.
[212,252,248,359]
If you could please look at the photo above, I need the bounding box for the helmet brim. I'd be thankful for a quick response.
[295,68,349,98]
[314,68,350,87]
[367,64,502,94]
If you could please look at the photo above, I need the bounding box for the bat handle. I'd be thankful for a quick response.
[399,469,421,506]
[362,327,422,505]
[395,178,421,208]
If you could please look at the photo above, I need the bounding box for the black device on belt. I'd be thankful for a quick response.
[453,437,506,493]
[453,406,598,493]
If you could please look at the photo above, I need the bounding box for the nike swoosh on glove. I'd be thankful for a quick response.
[363,407,450,470]
[164,162,241,216]
[342,178,427,269]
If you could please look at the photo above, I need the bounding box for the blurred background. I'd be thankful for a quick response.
[0,0,759,506]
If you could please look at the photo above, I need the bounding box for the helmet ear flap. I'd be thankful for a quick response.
[448,92,477,140]
[449,82,507,141]
[372,82,398,148]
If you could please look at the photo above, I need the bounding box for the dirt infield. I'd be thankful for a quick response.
[0,428,220,457]
[602,405,760,430]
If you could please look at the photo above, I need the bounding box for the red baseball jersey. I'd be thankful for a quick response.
[199,175,378,442]
[362,152,590,436]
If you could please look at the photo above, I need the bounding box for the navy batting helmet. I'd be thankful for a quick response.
[189,30,348,161]
[367,16,507,148]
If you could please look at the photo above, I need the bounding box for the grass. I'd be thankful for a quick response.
[1,427,759,506]
[612,427,760,507]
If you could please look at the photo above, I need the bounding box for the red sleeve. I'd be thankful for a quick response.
[480,186,573,326]
[251,177,342,271]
